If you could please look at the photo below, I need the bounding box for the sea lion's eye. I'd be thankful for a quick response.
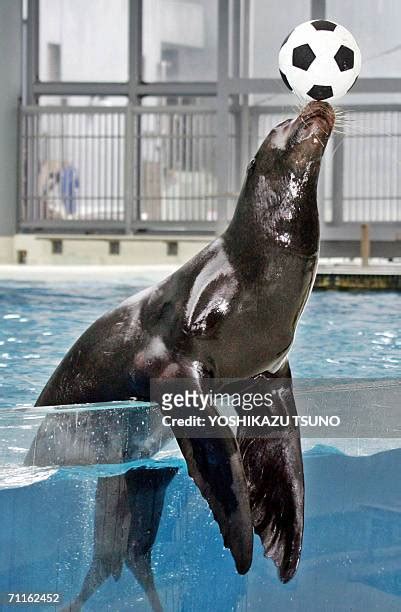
[247,158,256,172]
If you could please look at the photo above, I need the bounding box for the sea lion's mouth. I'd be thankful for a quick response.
[258,101,335,164]
[298,101,335,134]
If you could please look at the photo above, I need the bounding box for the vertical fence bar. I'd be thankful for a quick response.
[311,0,326,19]
[239,0,251,175]
[28,112,34,222]
[361,223,370,266]
[124,105,134,232]
[331,132,344,226]
[135,111,142,223]
[127,0,143,231]
[17,107,25,224]
[26,0,39,105]
[216,0,230,233]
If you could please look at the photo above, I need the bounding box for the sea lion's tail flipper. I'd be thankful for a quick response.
[59,475,131,612]
[152,370,253,575]
[237,363,304,583]
[125,467,178,612]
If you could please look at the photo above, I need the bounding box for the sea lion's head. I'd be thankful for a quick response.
[253,100,335,179]
[229,101,335,257]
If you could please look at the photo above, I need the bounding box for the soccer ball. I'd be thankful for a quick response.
[279,20,361,102]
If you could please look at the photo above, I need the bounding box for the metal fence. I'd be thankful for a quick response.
[20,107,126,228]
[19,105,235,232]
[19,104,401,239]
[128,107,224,225]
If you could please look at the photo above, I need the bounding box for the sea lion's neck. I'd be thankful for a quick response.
[224,167,320,262]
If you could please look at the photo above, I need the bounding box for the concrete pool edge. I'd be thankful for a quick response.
[316,263,401,290]
[1,262,401,289]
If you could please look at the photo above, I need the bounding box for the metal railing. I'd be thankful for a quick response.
[19,105,232,232]
[19,104,401,243]
[19,107,126,228]
[128,107,221,225]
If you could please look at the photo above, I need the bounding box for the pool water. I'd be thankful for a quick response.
[1,444,401,611]
[0,280,400,611]
[0,282,399,409]
[1,446,400,612]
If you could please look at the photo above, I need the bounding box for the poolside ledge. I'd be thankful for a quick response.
[0,260,400,289]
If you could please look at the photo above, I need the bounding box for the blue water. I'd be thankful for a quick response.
[0,281,399,408]
[0,281,400,611]
[1,448,401,611]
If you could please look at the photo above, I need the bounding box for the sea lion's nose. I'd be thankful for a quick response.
[303,100,331,113]
[300,100,335,131]
[303,100,335,118]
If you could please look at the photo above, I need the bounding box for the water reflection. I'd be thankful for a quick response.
[24,403,178,612]
[2,445,401,610]
[62,468,177,612]
[0,401,400,611]
[23,405,178,611]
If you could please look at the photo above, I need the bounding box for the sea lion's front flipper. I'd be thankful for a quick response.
[237,362,304,583]
[153,369,253,575]
[177,432,253,574]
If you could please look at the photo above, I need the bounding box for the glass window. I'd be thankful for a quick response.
[142,0,217,82]
[250,0,310,78]
[327,0,401,77]
[39,96,128,106]
[141,96,215,108]
[39,0,128,82]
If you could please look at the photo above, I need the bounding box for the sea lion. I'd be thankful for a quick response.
[29,100,335,581]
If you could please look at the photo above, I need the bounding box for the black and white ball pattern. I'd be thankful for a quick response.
[279,20,361,102]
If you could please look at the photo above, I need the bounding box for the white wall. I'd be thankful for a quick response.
[0,0,21,243]
[39,0,128,82]
[39,0,216,85]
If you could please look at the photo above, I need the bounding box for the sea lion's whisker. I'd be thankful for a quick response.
[315,133,325,147]
[334,122,396,139]
[332,135,345,156]
[294,92,306,109]
[330,108,398,142]
[300,114,327,146]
